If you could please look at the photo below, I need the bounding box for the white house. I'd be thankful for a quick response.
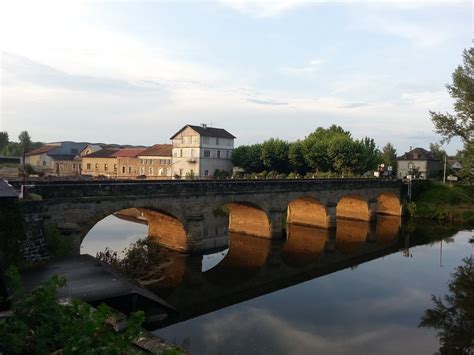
[170,124,236,178]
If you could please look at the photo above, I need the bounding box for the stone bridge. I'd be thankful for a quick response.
[20,179,403,254]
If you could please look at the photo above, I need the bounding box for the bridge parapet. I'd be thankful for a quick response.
[22,179,402,200]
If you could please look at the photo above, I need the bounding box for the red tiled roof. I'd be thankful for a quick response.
[25,145,59,156]
[138,144,173,157]
[111,149,145,158]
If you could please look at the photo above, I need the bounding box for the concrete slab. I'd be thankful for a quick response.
[20,255,174,322]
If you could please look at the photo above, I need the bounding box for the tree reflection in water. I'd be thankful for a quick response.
[419,256,474,354]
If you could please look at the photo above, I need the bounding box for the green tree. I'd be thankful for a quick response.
[430,48,474,181]
[0,131,8,152]
[288,140,308,175]
[419,256,474,353]
[359,137,381,173]
[260,138,290,173]
[430,48,473,144]
[18,131,32,154]
[429,143,448,161]
[381,142,398,174]
[231,144,264,173]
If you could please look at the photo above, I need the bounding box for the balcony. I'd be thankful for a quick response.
[186,157,197,163]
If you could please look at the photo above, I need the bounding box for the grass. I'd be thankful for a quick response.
[411,182,474,225]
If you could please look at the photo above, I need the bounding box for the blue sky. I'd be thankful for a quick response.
[0,0,471,154]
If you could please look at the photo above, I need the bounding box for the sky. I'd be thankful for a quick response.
[0,0,471,155]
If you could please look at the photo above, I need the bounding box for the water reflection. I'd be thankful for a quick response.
[282,224,328,267]
[82,210,473,354]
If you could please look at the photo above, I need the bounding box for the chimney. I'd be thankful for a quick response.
[201,123,207,129]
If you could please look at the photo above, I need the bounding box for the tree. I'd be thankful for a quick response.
[288,140,308,175]
[429,143,448,161]
[0,132,8,152]
[260,138,290,173]
[381,142,397,174]
[430,48,474,144]
[231,144,264,173]
[359,137,380,173]
[18,131,32,154]
[419,256,474,353]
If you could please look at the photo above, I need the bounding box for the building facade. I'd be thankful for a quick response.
[170,124,235,178]
[397,147,440,180]
[135,144,173,179]
[25,142,88,176]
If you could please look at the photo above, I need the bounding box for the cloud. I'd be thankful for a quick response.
[247,98,288,106]
[2,52,163,93]
[280,59,325,77]
[218,0,313,18]
[340,102,369,109]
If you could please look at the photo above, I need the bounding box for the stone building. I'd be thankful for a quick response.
[81,149,121,178]
[136,144,173,179]
[170,124,235,178]
[397,147,440,180]
[25,142,87,176]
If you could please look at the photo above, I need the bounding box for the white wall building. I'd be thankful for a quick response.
[170,124,235,178]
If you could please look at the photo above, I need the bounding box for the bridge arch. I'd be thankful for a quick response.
[287,197,329,228]
[336,194,369,221]
[224,202,271,238]
[377,192,402,216]
[81,205,189,254]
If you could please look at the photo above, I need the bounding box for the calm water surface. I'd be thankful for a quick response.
[82,215,473,355]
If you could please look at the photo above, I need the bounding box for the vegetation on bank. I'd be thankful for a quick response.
[231,125,396,177]
[408,181,474,225]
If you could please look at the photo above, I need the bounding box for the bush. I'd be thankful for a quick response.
[0,267,145,354]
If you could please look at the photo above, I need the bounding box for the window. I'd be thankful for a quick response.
[166,167,171,176]
[226,151,230,159]
[148,159,152,165]
[140,166,145,175]
[179,168,183,176]
[191,149,195,157]
[128,166,132,174]
[217,150,221,159]
[149,167,153,175]
[95,163,99,170]
[104,163,108,171]
[192,136,198,144]
[216,137,220,145]
[204,170,209,176]
[42,160,46,166]
[122,166,126,174]
[408,162,414,170]
[227,139,231,146]
[73,163,76,169]
[114,164,117,172]
[204,150,211,158]
[87,163,91,169]
[202,136,210,144]
[173,151,177,157]
[180,149,183,157]
[159,168,163,176]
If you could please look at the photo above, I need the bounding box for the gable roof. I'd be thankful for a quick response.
[138,144,173,157]
[83,149,119,158]
[170,125,236,139]
[397,147,440,161]
[111,149,145,158]
[25,145,59,156]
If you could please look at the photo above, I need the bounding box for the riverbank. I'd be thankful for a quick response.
[409,182,474,226]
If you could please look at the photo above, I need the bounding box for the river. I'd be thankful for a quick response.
[81,213,473,355]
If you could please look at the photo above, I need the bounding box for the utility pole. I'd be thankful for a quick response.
[443,154,447,184]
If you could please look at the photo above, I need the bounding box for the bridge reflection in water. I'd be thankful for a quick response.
[83,209,403,330]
